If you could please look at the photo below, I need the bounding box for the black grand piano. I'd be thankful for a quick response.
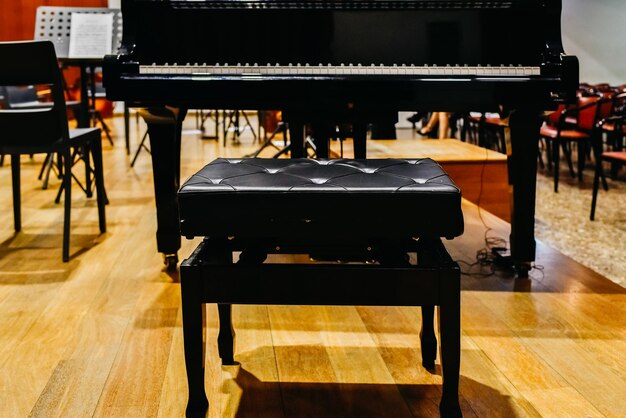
[104,0,578,275]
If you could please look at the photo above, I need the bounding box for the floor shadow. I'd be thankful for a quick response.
[0,232,102,284]
[163,263,180,283]
[223,366,525,418]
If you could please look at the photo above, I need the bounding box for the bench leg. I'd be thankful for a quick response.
[217,248,266,365]
[181,268,209,417]
[416,238,439,370]
[420,306,437,370]
[218,304,236,365]
[438,268,462,417]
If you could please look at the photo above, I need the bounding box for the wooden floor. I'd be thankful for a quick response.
[0,114,625,417]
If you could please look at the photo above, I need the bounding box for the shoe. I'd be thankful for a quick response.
[407,113,421,124]
[417,126,432,136]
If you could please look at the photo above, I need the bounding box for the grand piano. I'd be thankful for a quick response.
[103,0,578,275]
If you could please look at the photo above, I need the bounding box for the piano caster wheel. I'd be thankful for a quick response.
[164,254,178,270]
[515,262,531,278]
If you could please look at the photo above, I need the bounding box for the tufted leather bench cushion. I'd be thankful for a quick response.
[178,158,464,239]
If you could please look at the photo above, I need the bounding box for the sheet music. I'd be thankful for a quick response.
[68,13,113,59]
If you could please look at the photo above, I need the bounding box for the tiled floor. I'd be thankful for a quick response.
[534,163,626,288]
[396,123,625,287]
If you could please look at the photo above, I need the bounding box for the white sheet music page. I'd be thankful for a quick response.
[68,13,113,59]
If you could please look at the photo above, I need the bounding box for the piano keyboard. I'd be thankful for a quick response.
[139,64,541,77]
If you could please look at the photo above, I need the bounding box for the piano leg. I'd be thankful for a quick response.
[507,110,540,277]
[139,107,187,267]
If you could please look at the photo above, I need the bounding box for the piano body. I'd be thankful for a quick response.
[104,0,578,274]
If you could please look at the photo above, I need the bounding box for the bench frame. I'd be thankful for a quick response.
[180,235,462,417]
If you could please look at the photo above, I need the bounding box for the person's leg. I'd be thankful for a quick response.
[419,112,439,135]
[437,112,451,139]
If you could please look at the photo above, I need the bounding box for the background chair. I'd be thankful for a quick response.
[590,109,626,220]
[0,40,106,262]
[590,150,626,220]
[464,111,507,153]
[0,82,86,190]
[539,93,613,192]
[597,92,626,178]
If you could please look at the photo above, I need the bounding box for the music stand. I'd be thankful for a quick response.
[199,110,220,140]
[244,121,289,158]
[34,6,120,198]
[34,7,122,60]
[223,110,257,145]
[35,7,122,130]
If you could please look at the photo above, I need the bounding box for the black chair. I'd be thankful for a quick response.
[0,40,106,262]
[0,81,85,190]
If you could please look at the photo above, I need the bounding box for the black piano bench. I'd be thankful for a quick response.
[178,158,464,418]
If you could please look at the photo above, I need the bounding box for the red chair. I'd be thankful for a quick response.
[539,94,613,192]
[598,93,626,153]
[590,150,626,220]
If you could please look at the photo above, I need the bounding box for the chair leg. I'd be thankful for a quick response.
[241,111,257,141]
[40,153,56,190]
[124,103,131,155]
[83,144,93,198]
[553,138,560,192]
[56,151,63,179]
[562,142,575,178]
[590,161,602,221]
[62,150,72,262]
[55,149,78,205]
[577,139,585,182]
[590,132,609,191]
[38,152,50,180]
[545,138,553,171]
[11,154,21,232]
[91,138,107,233]
[130,130,150,167]
[97,112,114,146]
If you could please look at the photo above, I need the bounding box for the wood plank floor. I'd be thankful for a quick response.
[0,114,624,417]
